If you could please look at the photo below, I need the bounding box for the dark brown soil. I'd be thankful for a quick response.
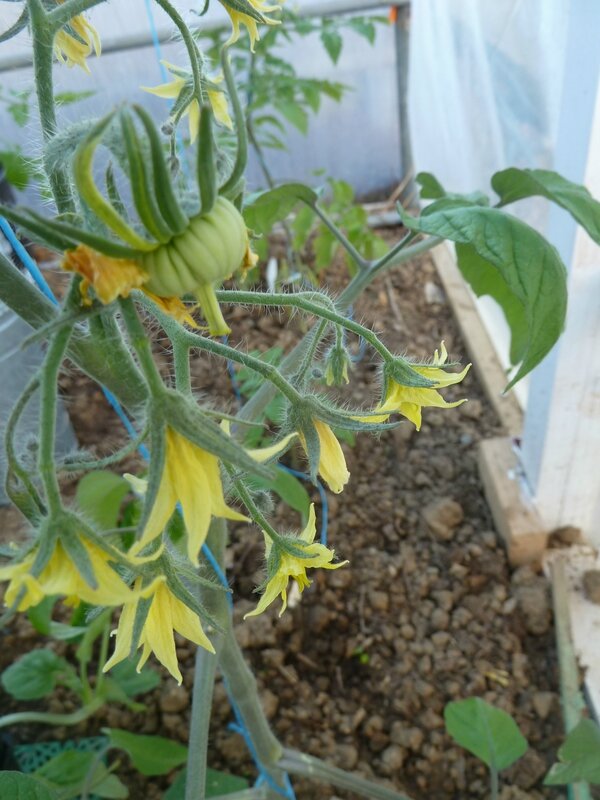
[0,234,563,800]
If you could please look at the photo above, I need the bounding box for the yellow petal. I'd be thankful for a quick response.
[103,596,138,672]
[208,89,233,130]
[129,460,178,556]
[140,77,185,99]
[299,504,317,545]
[62,245,147,306]
[143,583,182,683]
[170,594,215,654]
[244,572,288,618]
[142,291,199,328]
[313,420,350,494]
[187,99,201,144]
[247,432,297,463]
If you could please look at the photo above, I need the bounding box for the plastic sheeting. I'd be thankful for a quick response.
[408,0,569,405]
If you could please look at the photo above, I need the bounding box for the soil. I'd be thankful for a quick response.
[0,233,565,799]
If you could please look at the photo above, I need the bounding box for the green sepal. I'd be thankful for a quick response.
[60,524,98,590]
[300,395,398,433]
[105,163,129,222]
[162,560,223,633]
[133,105,189,235]
[291,412,320,483]
[385,357,437,389]
[119,109,173,243]
[219,49,248,197]
[73,112,157,251]
[324,340,351,386]
[0,203,78,252]
[160,390,274,480]
[128,592,153,661]
[136,410,167,549]
[197,105,217,215]
[29,522,59,577]
[218,0,272,23]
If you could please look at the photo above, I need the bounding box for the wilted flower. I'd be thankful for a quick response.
[53,1,101,72]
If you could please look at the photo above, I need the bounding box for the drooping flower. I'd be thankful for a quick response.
[129,427,248,565]
[103,576,214,684]
[218,0,282,51]
[53,1,101,73]
[142,61,233,143]
[364,342,470,431]
[300,419,350,494]
[245,505,347,618]
[0,537,133,612]
[62,245,198,327]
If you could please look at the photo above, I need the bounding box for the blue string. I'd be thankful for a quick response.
[143,0,170,82]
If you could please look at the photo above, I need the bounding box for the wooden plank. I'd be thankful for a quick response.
[478,437,547,566]
[432,242,523,437]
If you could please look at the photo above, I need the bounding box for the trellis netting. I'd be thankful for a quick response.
[408,0,569,405]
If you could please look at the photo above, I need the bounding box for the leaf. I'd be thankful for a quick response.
[109,659,161,697]
[244,183,317,235]
[492,167,600,246]
[544,719,600,785]
[0,149,35,190]
[348,17,376,44]
[164,768,249,799]
[249,468,311,523]
[320,27,343,64]
[105,729,188,776]
[55,90,96,105]
[399,205,568,387]
[0,774,58,800]
[276,100,308,134]
[76,470,130,529]
[416,171,446,199]
[34,751,128,800]
[27,596,56,635]
[445,697,528,771]
[1,649,78,700]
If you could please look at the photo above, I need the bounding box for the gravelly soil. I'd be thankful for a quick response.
[0,235,564,800]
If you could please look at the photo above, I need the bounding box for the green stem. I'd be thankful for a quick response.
[38,299,76,514]
[220,47,248,196]
[186,520,228,800]
[312,203,368,272]
[279,748,414,800]
[216,290,394,362]
[4,375,45,516]
[173,338,192,394]
[119,298,165,396]
[58,426,148,472]
[490,766,499,800]
[27,0,74,213]
[153,0,205,104]
[294,318,328,385]
[47,0,106,28]
[94,619,111,695]
[225,467,283,546]
[0,699,103,730]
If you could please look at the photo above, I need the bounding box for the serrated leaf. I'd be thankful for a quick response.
[1,649,78,700]
[445,697,528,771]
[244,183,317,234]
[492,167,600,246]
[399,205,567,388]
[76,470,130,530]
[320,27,343,64]
[0,774,58,800]
[544,719,600,785]
[105,729,188,776]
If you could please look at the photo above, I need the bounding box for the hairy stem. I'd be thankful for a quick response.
[0,699,103,730]
[119,298,165,396]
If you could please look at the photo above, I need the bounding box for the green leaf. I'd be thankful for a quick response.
[76,470,130,529]
[320,27,343,64]
[244,183,317,235]
[92,774,129,799]
[0,774,58,800]
[416,171,446,199]
[34,751,128,800]
[399,205,567,387]
[0,149,35,189]
[348,17,376,44]
[249,468,311,523]
[55,90,96,105]
[492,167,600,246]
[164,768,250,799]
[276,101,309,134]
[27,596,56,635]
[1,649,78,700]
[109,659,161,697]
[105,729,188,776]
[445,697,528,771]
[545,719,600,785]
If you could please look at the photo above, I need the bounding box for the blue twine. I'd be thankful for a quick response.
[143,0,170,83]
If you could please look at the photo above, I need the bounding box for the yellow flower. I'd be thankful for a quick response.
[62,245,198,327]
[142,62,233,143]
[219,0,282,51]
[366,342,470,431]
[53,2,101,73]
[300,420,350,494]
[0,538,133,612]
[104,577,214,685]
[129,427,248,565]
[245,505,347,618]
